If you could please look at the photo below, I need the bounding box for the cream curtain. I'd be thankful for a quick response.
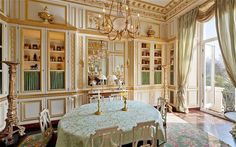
[177,8,198,113]
[215,0,236,87]
[197,0,215,22]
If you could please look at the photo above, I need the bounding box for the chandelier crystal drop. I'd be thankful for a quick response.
[97,0,140,40]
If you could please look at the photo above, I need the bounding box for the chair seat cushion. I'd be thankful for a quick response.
[18,133,45,147]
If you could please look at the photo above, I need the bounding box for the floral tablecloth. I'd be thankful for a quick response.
[56,100,165,147]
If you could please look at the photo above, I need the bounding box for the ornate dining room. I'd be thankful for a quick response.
[0,0,235,146]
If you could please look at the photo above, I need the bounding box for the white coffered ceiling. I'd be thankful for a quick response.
[139,0,172,6]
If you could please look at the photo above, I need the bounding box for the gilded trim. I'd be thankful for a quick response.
[20,100,42,122]
[8,19,76,31]
[17,91,77,99]
[0,0,4,13]
[20,28,43,93]
[47,31,67,91]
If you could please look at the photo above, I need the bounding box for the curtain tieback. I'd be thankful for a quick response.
[177,86,185,97]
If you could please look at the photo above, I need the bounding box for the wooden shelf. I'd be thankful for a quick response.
[50,50,65,53]
[50,61,64,64]
[50,70,65,72]
[142,56,150,58]
[24,60,40,63]
[24,49,40,52]
[141,48,150,50]
[24,70,40,72]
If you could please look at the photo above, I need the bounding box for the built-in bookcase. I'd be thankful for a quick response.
[141,42,150,85]
[22,28,42,91]
[48,31,66,90]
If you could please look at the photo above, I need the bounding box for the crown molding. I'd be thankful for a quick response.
[65,0,208,22]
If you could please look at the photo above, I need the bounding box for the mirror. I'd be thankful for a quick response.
[87,38,125,87]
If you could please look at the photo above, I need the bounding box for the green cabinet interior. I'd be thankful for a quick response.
[50,71,65,89]
[170,91,174,104]
[142,72,150,85]
[24,71,40,91]
[170,72,174,85]
[154,72,162,84]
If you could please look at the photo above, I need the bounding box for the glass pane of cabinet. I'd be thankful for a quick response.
[141,43,150,85]
[154,44,162,84]
[48,31,65,90]
[22,28,41,91]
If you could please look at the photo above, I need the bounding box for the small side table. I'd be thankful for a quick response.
[225,112,236,137]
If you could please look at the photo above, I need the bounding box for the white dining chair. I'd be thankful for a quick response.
[132,120,157,147]
[157,97,168,144]
[157,97,167,126]
[90,126,123,147]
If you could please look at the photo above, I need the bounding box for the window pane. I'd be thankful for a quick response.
[203,17,217,40]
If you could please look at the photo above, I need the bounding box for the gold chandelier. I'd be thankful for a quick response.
[98,0,140,40]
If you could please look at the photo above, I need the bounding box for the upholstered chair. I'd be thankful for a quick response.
[18,109,53,147]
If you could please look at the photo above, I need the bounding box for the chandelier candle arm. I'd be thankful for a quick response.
[98,0,140,40]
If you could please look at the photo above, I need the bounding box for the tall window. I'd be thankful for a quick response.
[202,17,235,113]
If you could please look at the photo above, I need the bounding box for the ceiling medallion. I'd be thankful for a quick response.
[97,0,140,40]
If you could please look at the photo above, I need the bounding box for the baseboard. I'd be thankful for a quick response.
[23,120,59,132]
[189,107,201,111]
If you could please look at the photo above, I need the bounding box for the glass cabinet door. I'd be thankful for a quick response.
[22,28,42,91]
[153,43,162,84]
[141,42,150,85]
[48,31,65,90]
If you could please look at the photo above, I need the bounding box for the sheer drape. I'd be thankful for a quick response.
[177,8,198,113]
[215,0,236,87]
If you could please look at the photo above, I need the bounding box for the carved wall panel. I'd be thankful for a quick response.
[26,0,67,24]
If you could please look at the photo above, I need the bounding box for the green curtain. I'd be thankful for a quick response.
[177,8,198,113]
[50,71,65,89]
[154,72,162,84]
[142,72,150,85]
[215,0,236,87]
[24,71,40,91]
[170,72,174,85]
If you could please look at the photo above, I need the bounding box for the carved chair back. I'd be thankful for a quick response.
[90,126,122,147]
[39,109,53,140]
[132,120,157,147]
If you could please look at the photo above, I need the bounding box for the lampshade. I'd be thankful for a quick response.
[109,75,117,81]
[107,75,118,85]
[98,74,107,80]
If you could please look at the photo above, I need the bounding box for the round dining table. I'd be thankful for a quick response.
[56,100,165,147]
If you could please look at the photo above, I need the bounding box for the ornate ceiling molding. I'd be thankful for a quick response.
[65,0,207,21]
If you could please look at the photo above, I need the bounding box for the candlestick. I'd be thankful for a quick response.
[95,91,102,115]
[121,91,128,111]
